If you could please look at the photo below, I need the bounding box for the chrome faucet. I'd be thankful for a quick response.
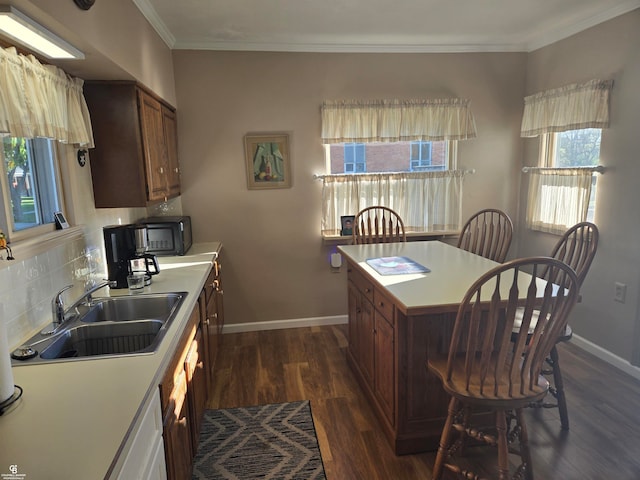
[50,281,111,331]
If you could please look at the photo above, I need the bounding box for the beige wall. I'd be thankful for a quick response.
[518,10,640,364]
[172,51,526,326]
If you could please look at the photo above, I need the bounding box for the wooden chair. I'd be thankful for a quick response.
[428,257,580,480]
[352,206,406,244]
[512,221,599,430]
[457,209,514,263]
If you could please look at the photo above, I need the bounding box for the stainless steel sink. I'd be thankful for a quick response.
[79,293,184,323]
[40,320,164,359]
[11,292,187,365]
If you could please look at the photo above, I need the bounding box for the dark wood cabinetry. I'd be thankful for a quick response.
[84,81,180,208]
[347,267,396,428]
[160,300,208,479]
[346,261,452,455]
[185,327,207,452]
[200,257,224,383]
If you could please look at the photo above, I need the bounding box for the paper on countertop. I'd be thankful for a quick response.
[366,256,431,275]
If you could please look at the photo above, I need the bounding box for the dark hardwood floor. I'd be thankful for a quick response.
[207,324,640,479]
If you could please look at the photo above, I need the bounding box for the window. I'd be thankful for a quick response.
[320,98,476,235]
[343,143,366,173]
[1,137,64,240]
[328,141,451,174]
[542,128,600,221]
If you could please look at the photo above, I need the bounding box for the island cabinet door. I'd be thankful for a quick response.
[349,286,375,384]
[374,310,395,426]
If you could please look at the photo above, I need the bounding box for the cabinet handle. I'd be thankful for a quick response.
[159,167,164,174]
[365,288,371,293]
[212,313,218,320]
[174,167,179,173]
[204,318,210,325]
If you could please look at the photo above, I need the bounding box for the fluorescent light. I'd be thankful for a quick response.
[0,6,84,59]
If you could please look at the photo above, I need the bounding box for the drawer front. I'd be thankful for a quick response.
[374,288,394,325]
[349,267,374,303]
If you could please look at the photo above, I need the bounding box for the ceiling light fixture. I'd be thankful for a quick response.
[0,6,84,59]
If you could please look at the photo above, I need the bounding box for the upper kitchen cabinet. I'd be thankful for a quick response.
[84,81,181,208]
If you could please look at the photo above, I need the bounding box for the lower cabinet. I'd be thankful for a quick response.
[109,389,167,480]
[347,267,396,428]
[163,371,192,480]
[201,257,224,384]
[160,299,209,479]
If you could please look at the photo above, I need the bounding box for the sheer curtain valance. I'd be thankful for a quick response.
[321,170,466,234]
[321,98,477,144]
[520,79,613,138]
[0,47,94,147]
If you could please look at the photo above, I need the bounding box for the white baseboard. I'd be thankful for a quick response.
[223,315,348,334]
[571,334,640,382]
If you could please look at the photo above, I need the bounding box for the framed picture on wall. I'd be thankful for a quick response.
[244,133,292,190]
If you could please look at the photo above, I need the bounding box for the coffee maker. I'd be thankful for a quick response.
[103,224,160,289]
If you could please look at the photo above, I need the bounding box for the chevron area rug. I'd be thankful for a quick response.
[192,400,326,480]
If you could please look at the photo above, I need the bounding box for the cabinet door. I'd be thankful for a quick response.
[163,372,192,480]
[185,328,208,454]
[162,104,180,197]
[347,281,360,361]
[138,90,168,202]
[374,312,395,425]
[359,296,375,386]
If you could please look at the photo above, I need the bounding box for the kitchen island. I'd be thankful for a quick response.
[0,243,221,479]
[338,241,516,454]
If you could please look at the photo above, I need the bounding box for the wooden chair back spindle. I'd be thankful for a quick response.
[457,208,513,263]
[353,206,406,244]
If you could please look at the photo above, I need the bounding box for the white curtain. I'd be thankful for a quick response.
[520,79,613,137]
[321,171,466,234]
[0,47,94,147]
[525,168,593,235]
[321,98,477,144]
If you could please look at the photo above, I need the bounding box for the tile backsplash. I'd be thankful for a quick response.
[0,231,100,350]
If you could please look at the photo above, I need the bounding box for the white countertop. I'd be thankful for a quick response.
[0,242,221,480]
[338,241,542,315]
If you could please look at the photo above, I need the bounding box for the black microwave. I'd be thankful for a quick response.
[139,216,192,256]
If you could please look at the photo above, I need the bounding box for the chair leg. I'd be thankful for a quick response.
[432,397,459,480]
[496,410,510,480]
[515,408,534,480]
[550,345,570,430]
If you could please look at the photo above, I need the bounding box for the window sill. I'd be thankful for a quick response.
[322,229,459,246]
[0,225,84,269]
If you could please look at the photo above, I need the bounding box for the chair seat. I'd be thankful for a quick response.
[512,307,573,340]
[428,354,550,409]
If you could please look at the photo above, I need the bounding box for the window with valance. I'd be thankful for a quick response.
[319,98,477,236]
[521,79,612,234]
[0,46,94,239]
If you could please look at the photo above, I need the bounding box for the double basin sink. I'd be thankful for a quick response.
[11,292,187,365]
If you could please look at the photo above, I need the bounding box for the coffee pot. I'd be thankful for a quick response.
[103,224,160,289]
[129,225,160,284]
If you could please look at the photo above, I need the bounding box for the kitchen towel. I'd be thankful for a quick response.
[0,305,15,403]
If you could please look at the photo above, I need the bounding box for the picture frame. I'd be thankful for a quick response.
[341,215,355,236]
[244,133,292,190]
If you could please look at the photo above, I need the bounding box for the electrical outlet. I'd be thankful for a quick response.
[614,282,627,303]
